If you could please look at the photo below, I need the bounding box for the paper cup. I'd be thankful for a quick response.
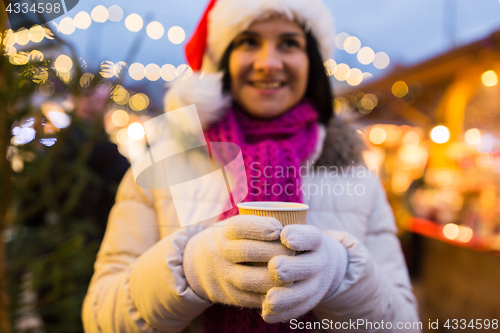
[237,201,309,226]
[237,202,308,266]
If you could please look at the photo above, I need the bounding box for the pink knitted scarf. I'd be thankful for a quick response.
[203,99,319,333]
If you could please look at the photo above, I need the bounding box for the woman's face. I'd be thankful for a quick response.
[229,17,309,119]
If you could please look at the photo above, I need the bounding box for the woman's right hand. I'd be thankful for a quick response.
[183,215,294,308]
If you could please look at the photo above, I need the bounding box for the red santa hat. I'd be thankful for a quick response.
[166,0,335,126]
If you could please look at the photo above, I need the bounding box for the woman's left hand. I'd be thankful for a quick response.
[262,224,349,323]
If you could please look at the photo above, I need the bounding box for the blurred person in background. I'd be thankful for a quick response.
[82,0,420,332]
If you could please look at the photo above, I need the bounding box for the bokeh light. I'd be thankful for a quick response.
[357,46,375,65]
[125,14,144,32]
[369,127,387,145]
[402,131,420,146]
[145,64,161,81]
[111,110,130,127]
[168,26,186,44]
[147,21,165,40]
[373,52,390,69]
[358,93,378,113]
[74,11,92,29]
[114,61,126,78]
[362,146,385,170]
[129,93,149,111]
[363,72,374,81]
[42,27,54,40]
[6,47,17,58]
[47,111,71,129]
[335,32,350,50]
[5,46,17,59]
[346,68,363,86]
[430,126,450,144]
[398,144,428,170]
[29,25,45,43]
[11,155,24,172]
[19,117,34,128]
[59,17,76,35]
[379,124,401,146]
[41,102,63,116]
[9,52,30,65]
[15,28,30,46]
[54,54,73,72]
[4,30,16,46]
[457,226,473,243]
[91,5,109,23]
[112,85,130,105]
[129,63,145,80]
[6,46,16,56]
[392,81,409,97]
[176,64,193,80]
[29,50,44,62]
[481,70,498,87]
[333,63,350,81]
[465,128,481,145]
[443,223,459,240]
[344,36,361,54]
[108,5,124,22]
[40,138,57,147]
[116,128,129,145]
[161,64,177,81]
[127,123,145,140]
[12,126,36,145]
[476,133,494,153]
[99,61,125,79]
[100,61,115,78]
[324,59,337,76]
[58,70,71,83]
[80,73,95,88]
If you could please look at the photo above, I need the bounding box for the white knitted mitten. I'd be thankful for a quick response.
[262,224,348,323]
[183,215,294,308]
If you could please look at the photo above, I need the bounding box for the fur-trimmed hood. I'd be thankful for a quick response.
[164,73,366,168]
[316,113,366,168]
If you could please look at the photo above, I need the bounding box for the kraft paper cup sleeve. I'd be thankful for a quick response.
[237,202,308,266]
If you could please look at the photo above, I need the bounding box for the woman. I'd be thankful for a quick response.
[82,0,421,332]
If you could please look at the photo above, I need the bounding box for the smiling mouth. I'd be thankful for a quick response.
[249,81,284,89]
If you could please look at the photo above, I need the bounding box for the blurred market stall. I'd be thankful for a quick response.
[334,29,500,324]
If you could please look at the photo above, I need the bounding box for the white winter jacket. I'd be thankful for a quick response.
[82,119,421,332]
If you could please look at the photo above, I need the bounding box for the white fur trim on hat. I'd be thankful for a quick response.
[203,0,335,73]
[164,72,231,128]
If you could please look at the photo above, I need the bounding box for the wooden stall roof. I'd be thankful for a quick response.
[341,30,500,128]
